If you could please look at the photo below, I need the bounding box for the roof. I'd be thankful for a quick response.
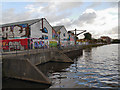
[101,36,110,39]
[0,18,42,27]
[53,25,64,32]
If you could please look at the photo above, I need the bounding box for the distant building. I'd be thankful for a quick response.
[53,25,68,41]
[84,32,92,40]
[68,31,75,45]
[0,18,54,40]
[100,36,111,44]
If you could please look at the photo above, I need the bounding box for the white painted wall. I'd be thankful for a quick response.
[60,27,68,40]
[30,21,42,38]
[0,28,2,38]
[39,18,52,40]
[1,18,53,39]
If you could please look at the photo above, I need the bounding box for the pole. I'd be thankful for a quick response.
[59,33,60,49]
[42,18,43,30]
[75,29,77,46]
[58,31,61,49]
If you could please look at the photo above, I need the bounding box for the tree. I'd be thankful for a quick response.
[84,32,92,40]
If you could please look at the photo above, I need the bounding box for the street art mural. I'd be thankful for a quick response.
[52,29,57,39]
[31,39,57,49]
[2,38,28,51]
[61,41,68,47]
[1,24,29,39]
[32,39,49,49]
[49,40,57,47]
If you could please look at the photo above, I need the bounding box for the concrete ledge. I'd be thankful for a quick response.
[50,51,74,63]
[2,58,51,85]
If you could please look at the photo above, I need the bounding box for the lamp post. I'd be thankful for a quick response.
[57,30,61,49]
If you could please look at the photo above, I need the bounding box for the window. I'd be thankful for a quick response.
[63,33,65,37]
[41,27,48,33]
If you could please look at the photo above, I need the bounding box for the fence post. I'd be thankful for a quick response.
[8,45,10,52]
[16,45,17,55]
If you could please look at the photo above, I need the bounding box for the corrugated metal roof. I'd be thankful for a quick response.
[0,18,42,27]
[53,25,64,32]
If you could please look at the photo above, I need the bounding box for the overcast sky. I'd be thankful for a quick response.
[1,0,119,39]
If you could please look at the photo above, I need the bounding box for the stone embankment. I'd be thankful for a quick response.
[2,44,106,85]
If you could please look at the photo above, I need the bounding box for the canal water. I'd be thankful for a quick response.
[2,44,120,89]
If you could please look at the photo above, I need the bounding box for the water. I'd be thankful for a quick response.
[2,44,120,89]
[44,44,119,89]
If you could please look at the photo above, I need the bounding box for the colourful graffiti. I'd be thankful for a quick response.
[32,39,49,49]
[49,41,57,47]
[52,29,57,39]
[34,41,44,48]
[32,39,57,48]
[2,24,29,39]
[2,38,28,51]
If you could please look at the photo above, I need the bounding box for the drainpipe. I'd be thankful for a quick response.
[42,18,43,30]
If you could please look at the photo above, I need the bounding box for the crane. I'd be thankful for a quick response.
[68,29,87,45]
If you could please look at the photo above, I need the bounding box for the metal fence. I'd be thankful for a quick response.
[1,40,105,53]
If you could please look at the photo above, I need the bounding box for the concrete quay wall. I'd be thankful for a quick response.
[2,48,78,85]
[2,44,105,85]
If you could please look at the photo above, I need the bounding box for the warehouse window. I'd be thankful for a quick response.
[42,27,48,33]
[63,33,65,37]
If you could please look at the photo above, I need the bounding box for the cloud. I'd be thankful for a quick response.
[25,2,83,14]
[1,2,118,39]
[107,26,118,34]
[73,9,97,27]
[24,2,83,26]
[24,2,118,39]
[1,8,32,24]
[66,7,118,39]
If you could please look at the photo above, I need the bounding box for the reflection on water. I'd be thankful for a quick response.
[48,44,119,89]
[2,44,120,89]
[37,62,72,76]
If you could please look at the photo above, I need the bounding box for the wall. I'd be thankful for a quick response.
[1,24,29,39]
[32,39,49,49]
[29,39,57,49]
[2,38,28,51]
[60,27,68,41]
[68,33,75,45]
[52,29,57,39]
[30,21,42,38]
[39,19,52,40]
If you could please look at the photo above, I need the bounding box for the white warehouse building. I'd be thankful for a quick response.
[53,25,69,41]
[0,18,54,40]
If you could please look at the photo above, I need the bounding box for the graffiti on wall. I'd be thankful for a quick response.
[49,41,57,47]
[52,29,57,39]
[32,39,49,49]
[2,38,28,51]
[1,24,29,39]
[31,39,57,49]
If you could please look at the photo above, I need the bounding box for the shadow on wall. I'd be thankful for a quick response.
[2,78,50,89]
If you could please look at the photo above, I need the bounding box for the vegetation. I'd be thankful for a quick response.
[84,32,92,40]
[111,39,120,43]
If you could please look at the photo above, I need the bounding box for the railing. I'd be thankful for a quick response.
[1,42,106,53]
[2,44,58,53]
